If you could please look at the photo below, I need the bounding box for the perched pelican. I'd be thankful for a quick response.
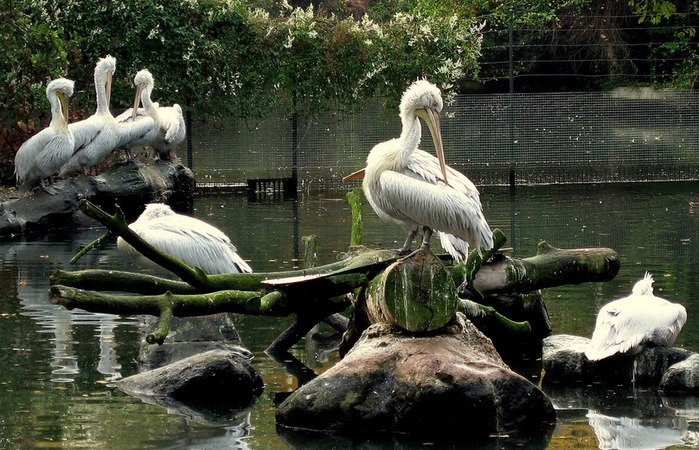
[585,272,687,361]
[344,79,493,261]
[59,56,155,177]
[115,69,185,161]
[14,78,75,193]
[116,203,252,275]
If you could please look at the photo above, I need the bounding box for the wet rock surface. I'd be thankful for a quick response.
[276,313,556,440]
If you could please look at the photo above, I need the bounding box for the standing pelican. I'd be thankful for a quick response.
[14,78,75,193]
[116,203,252,275]
[585,272,687,361]
[115,69,185,161]
[344,79,493,261]
[59,56,155,177]
[114,69,160,160]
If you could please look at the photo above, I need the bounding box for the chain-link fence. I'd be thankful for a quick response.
[185,88,699,192]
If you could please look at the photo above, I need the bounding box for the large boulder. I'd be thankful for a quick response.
[660,354,699,393]
[542,334,693,387]
[276,313,556,441]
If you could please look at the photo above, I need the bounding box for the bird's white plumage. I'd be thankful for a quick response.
[585,272,687,361]
[115,69,185,161]
[116,203,252,275]
[59,56,156,177]
[362,79,493,261]
[14,78,75,192]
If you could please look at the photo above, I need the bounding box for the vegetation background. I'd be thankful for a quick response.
[1,0,696,184]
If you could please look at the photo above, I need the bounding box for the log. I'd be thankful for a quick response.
[0,160,194,238]
[365,249,459,332]
[455,241,620,297]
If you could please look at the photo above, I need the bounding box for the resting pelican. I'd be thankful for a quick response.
[116,203,252,275]
[585,272,687,361]
[14,78,75,193]
[344,79,493,261]
[115,69,185,161]
[59,56,155,177]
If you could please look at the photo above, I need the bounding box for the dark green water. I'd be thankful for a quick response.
[2,182,699,449]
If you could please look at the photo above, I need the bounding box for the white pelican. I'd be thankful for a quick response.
[14,78,75,193]
[116,203,252,275]
[59,56,155,177]
[344,79,493,262]
[115,69,185,161]
[585,272,687,361]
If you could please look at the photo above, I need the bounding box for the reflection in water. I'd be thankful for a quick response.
[587,410,688,449]
[9,238,140,383]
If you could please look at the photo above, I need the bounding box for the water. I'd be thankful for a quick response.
[2,181,699,449]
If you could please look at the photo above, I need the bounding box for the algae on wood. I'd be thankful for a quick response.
[365,249,458,332]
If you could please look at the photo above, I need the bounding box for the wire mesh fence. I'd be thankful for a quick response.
[185,88,699,192]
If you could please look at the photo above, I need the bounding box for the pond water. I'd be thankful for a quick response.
[2,181,699,449]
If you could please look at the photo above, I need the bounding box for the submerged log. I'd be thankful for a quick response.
[0,160,194,238]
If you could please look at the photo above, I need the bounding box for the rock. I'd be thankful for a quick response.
[138,314,251,370]
[660,354,699,393]
[276,313,556,440]
[119,314,263,425]
[0,160,194,238]
[542,334,693,387]
[117,349,264,417]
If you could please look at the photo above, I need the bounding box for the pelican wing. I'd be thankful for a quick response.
[130,215,252,274]
[406,149,482,207]
[379,170,493,251]
[160,104,185,144]
[586,296,687,360]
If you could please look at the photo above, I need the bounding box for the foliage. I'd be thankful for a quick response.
[0,0,481,175]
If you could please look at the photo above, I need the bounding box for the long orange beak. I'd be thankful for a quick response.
[342,168,365,181]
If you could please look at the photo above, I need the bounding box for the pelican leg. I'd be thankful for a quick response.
[398,228,419,254]
[419,226,434,251]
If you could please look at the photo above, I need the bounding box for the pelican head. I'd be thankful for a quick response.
[400,80,448,184]
[131,69,154,120]
[631,272,655,296]
[46,78,74,127]
[95,55,116,110]
[137,203,176,222]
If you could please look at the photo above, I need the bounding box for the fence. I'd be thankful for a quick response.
[185,88,699,192]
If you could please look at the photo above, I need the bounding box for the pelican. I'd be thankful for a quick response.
[59,56,155,177]
[585,272,687,361]
[344,79,493,262]
[14,78,75,193]
[115,69,185,161]
[116,203,252,275]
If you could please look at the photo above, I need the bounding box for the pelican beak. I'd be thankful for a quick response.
[105,71,113,111]
[418,106,448,185]
[57,91,69,123]
[131,83,145,121]
[342,168,366,181]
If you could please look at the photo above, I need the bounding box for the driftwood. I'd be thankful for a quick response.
[49,195,619,353]
[0,160,194,238]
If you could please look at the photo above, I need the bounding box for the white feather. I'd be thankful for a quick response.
[117,204,252,275]
[585,272,687,361]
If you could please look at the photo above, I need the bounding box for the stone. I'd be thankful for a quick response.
[542,334,693,387]
[660,354,699,393]
[276,313,556,440]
